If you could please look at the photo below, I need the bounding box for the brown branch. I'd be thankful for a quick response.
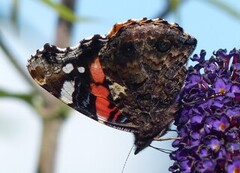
[37,0,77,173]
[55,0,76,47]
[38,118,64,173]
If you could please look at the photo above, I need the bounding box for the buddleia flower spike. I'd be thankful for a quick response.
[170,49,240,173]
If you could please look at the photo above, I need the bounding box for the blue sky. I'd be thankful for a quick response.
[0,0,240,173]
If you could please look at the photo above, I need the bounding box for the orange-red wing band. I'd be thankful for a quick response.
[90,58,121,121]
[90,83,121,122]
[90,57,105,83]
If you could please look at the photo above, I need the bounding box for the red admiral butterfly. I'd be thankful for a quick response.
[27,18,197,154]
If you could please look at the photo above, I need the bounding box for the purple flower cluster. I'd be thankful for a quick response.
[170,49,240,173]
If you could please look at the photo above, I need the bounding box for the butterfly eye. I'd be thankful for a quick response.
[156,40,171,52]
[120,42,135,57]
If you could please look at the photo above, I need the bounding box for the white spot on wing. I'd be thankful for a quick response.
[77,67,85,73]
[60,81,75,104]
[62,63,74,74]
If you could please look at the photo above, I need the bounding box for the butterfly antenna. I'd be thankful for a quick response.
[149,145,173,154]
[121,145,134,173]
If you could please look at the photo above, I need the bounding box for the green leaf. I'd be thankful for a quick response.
[0,89,34,105]
[169,0,182,12]
[205,0,240,20]
[40,0,94,23]
[0,89,70,119]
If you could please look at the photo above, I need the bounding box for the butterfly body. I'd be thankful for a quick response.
[27,18,197,154]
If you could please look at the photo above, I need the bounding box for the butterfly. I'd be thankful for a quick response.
[27,18,197,154]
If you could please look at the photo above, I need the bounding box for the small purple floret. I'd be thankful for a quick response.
[170,49,240,172]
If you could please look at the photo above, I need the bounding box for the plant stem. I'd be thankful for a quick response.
[38,118,64,173]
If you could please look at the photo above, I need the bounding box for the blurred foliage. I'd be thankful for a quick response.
[41,0,96,23]
[41,0,78,22]
[169,0,181,12]
[11,0,18,24]
[157,0,240,20]
[0,89,33,105]
[0,88,70,119]
[205,0,240,20]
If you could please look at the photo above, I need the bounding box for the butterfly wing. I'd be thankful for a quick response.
[27,34,137,132]
[27,18,197,154]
